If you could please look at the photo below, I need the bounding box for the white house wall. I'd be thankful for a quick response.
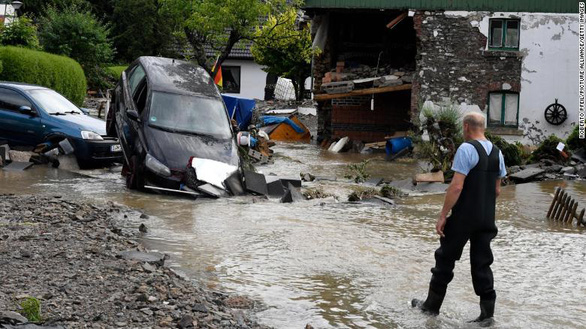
[421,11,579,145]
[221,59,267,100]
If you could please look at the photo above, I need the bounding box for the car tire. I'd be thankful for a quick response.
[106,100,117,137]
[126,155,144,190]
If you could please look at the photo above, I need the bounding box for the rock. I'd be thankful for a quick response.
[0,310,29,324]
[508,166,521,174]
[140,308,153,316]
[280,183,306,203]
[142,263,155,273]
[177,315,195,328]
[7,150,33,162]
[117,251,166,266]
[571,148,586,163]
[545,164,563,173]
[139,213,149,219]
[509,168,545,182]
[139,223,148,233]
[192,303,208,313]
[577,165,586,178]
[364,177,384,186]
[561,166,576,174]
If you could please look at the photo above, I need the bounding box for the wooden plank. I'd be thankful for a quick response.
[569,202,578,223]
[386,12,408,29]
[554,192,567,220]
[314,84,412,101]
[547,187,561,218]
[578,209,585,226]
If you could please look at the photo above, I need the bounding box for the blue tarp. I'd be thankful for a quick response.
[260,116,305,133]
[222,95,256,130]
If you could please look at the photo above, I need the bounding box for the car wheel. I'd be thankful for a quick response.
[106,101,117,137]
[126,155,144,190]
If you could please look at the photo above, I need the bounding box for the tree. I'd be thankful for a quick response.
[112,0,178,63]
[38,5,114,90]
[0,16,41,49]
[20,0,87,18]
[251,8,317,100]
[161,0,285,76]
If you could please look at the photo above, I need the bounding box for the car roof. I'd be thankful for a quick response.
[0,81,48,91]
[137,57,220,98]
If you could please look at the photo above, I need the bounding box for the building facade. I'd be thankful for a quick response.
[304,0,580,144]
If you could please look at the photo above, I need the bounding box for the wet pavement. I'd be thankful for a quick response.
[1,143,585,329]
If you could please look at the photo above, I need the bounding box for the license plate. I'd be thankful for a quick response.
[111,144,122,152]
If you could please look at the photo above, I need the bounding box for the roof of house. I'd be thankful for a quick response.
[204,40,254,60]
[303,0,579,14]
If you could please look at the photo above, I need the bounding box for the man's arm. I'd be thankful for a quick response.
[495,179,501,198]
[436,173,466,237]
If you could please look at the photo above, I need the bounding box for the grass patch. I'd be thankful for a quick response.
[19,297,41,322]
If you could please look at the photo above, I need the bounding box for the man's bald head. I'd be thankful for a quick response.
[463,112,485,131]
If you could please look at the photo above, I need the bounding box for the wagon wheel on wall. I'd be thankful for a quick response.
[544,99,567,125]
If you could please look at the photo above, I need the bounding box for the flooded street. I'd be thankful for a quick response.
[1,143,585,329]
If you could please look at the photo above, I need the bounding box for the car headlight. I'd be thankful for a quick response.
[81,131,104,140]
[145,154,171,177]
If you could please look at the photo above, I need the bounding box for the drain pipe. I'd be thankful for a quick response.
[372,51,384,111]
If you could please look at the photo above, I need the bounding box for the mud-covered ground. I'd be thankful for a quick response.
[0,195,270,329]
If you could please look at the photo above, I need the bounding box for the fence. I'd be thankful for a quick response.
[547,187,585,225]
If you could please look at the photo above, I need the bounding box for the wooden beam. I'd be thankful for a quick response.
[314,84,412,101]
[387,12,408,29]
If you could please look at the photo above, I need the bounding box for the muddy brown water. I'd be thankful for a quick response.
[1,143,585,329]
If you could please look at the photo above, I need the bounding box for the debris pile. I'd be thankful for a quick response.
[0,195,269,329]
[321,61,414,89]
[0,139,77,172]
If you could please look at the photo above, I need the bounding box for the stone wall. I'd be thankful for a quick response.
[412,11,523,118]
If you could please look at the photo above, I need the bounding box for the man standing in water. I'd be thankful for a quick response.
[412,112,506,324]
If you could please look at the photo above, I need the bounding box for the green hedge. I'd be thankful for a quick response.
[0,46,86,106]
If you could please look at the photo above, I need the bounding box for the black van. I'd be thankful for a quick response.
[107,57,239,190]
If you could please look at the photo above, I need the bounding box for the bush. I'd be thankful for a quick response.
[38,5,114,90]
[530,135,570,163]
[485,133,523,167]
[412,101,463,172]
[567,125,586,151]
[106,65,127,82]
[0,46,87,106]
[0,16,40,49]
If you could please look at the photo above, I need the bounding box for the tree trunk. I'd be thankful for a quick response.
[184,27,211,74]
[211,30,241,77]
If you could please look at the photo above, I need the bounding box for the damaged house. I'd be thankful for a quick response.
[303,0,579,145]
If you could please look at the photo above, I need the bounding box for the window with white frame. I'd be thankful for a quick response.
[488,92,519,127]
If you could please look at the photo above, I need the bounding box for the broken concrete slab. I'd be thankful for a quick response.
[561,166,576,174]
[58,139,74,155]
[414,171,445,184]
[280,183,306,203]
[372,195,395,206]
[2,162,34,171]
[329,137,349,153]
[266,176,286,198]
[197,184,229,198]
[1,324,65,329]
[279,177,302,188]
[7,150,33,163]
[509,168,545,182]
[364,177,384,186]
[224,171,245,196]
[117,251,165,266]
[571,148,586,163]
[0,311,28,325]
[243,170,268,195]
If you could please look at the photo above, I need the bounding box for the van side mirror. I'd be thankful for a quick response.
[19,106,34,116]
[127,109,140,122]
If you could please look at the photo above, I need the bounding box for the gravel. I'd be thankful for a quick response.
[0,195,270,329]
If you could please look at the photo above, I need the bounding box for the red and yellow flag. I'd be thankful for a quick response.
[212,58,223,88]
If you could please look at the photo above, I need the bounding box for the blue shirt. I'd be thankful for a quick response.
[451,140,507,178]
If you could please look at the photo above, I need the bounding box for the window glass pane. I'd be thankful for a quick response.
[489,93,503,124]
[0,88,32,112]
[149,92,232,139]
[490,20,503,48]
[505,20,520,48]
[223,66,241,94]
[29,89,81,115]
[128,65,146,96]
[504,93,519,126]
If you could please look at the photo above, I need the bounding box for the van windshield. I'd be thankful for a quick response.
[148,92,232,139]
